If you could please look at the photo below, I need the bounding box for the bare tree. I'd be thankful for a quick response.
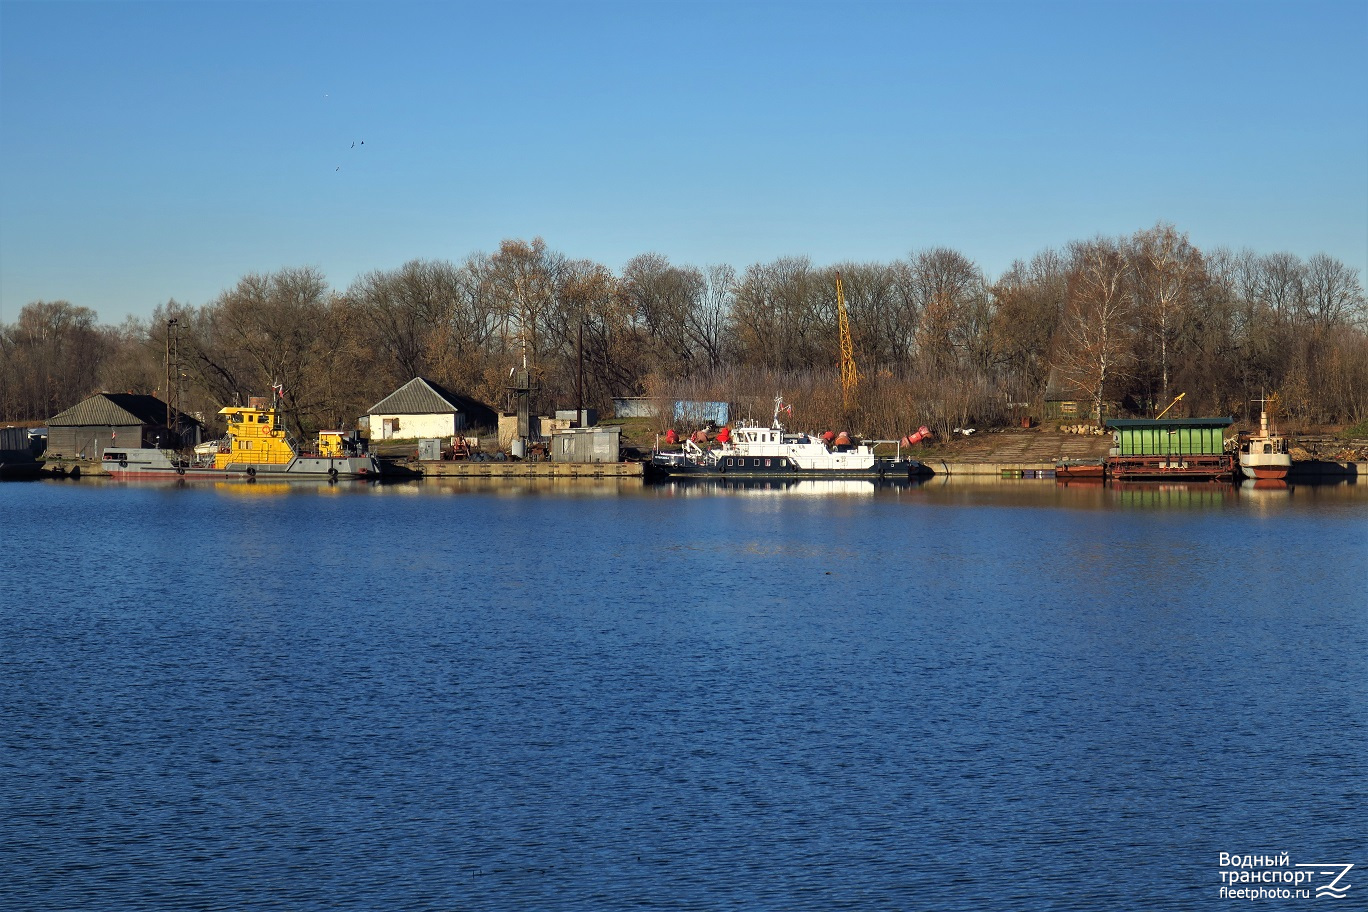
[1303,253,1366,329]
[484,238,563,370]
[1129,223,1206,406]
[729,256,826,370]
[1056,239,1134,423]
[989,249,1066,409]
[4,301,108,420]
[622,253,707,375]
[196,267,334,438]
[906,248,987,375]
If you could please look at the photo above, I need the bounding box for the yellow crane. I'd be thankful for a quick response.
[1156,392,1185,419]
[836,272,860,412]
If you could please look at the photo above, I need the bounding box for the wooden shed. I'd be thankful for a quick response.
[46,394,202,460]
[1043,366,1119,421]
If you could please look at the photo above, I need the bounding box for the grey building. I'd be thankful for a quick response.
[552,426,621,463]
[46,393,202,459]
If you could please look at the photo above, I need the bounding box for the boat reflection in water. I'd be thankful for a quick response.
[1108,480,1234,509]
[648,477,927,498]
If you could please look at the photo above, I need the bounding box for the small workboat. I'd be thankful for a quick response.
[1238,400,1291,481]
[1054,459,1105,481]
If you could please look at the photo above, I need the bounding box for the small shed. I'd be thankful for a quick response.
[674,400,729,426]
[613,397,660,419]
[366,377,497,440]
[552,426,621,463]
[1044,367,1118,421]
[46,393,203,459]
[613,398,730,426]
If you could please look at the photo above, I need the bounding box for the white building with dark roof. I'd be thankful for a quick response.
[365,377,497,440]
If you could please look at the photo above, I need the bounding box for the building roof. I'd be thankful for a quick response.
[367,377,497,425]
[48,393,175,427]
[1043,366,1095,401]
[1106,417,1233,429]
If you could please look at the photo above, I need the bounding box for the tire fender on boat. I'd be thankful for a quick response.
[246,466,256,478]
[718,460,727,474]
[176,467,185,476]
[119,459,128,468]
[328,467,339,480]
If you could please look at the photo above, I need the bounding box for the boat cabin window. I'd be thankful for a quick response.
[104,452,124,460]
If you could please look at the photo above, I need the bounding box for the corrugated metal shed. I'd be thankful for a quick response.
[0,427,32,452]
[674,400,729,426]
[613,397,660,419]
[552,426,621,463]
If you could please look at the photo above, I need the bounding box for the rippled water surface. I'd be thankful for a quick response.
[3,478,1365,910]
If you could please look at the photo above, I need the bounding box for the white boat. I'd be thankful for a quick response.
[649,396,926,480]
[1238,400,1291,481]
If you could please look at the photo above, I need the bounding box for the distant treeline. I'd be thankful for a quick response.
[3,225,1366,439]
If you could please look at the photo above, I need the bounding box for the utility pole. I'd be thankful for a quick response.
[165,318,179,449]
[576,318,584,426]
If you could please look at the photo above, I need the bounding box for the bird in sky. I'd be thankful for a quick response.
[351,142,355,148]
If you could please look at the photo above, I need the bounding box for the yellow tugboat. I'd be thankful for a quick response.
[103,395,381,480]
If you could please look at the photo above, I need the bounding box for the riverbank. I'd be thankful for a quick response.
[28,428,1367,480]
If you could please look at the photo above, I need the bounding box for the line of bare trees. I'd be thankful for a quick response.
[3,225,1366,439]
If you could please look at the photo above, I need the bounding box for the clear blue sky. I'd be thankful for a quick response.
[2,0,1365,325]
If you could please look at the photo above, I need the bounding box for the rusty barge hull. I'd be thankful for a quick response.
[1106,454,1236,482]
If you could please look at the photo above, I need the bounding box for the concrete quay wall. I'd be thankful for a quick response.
[925,461,1058,476]
[418,461,643,478]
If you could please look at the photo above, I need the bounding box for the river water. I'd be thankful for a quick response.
[2,477,1365,910]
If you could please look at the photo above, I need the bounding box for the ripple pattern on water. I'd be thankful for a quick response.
[1,481,1364,910]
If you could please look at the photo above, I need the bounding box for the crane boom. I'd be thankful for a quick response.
[836,272,860,412]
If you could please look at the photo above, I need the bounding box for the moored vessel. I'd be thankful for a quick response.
[1054,459,1105,481]
[648,397,927,481]
[103,395,380,481]
[1238,400,1291,481]
[1104,417,1236,482]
